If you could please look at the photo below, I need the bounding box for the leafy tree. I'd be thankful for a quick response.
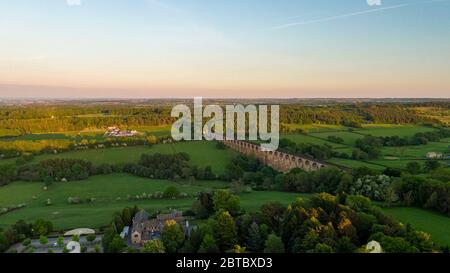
[163,186,180,199]
[71,235,80,242]
[213,190,240,216]
[406,161,421,174]
[94,244,101,253]
[0,164,17,186]
[192,192,214,219]
[146,135,158,145]
[264,234,285,253]
[430,168,450,182]
[314,243,334,253]
[32,219,53,236]
[231,245,247,253]
[336,236,356,253]
[121,207,132,226]
[424,160,441,172]
[209,210,238,251]
[198,234,220,253]
[247,222,264,252]
[161,220,185,253]
[108,235,126,253]
[261,202,285,233]
[57,236,65,246]
[369,232,419,253]
[189,228,203,253]
[142,239,166,253]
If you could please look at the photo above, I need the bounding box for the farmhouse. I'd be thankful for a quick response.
[104,126,139,137]
[131,210,188,245]
[426,152,443,159]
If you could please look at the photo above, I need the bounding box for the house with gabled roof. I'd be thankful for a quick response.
[131,210,188,245]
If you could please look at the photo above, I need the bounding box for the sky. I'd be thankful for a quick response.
[0,0,449,98]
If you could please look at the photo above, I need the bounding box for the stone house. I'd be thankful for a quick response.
[131,210,187,245]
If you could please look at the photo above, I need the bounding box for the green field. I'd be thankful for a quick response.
[1,172,449,246]
[382,207,450,247]
[310,131,362,146]
[282,134,347,148]
[367,159,450,170]
[0,128,21,138]
[381,142,449,158]
[280,124,449,170]
[134,125,172,137]
[283,124,348,133]
[0,141,237,174]
[327,158,386,170]
[0,173,304,230]
[0,125,171,142]
[354,124,437,137]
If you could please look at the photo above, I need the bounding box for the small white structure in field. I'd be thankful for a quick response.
[366,240,382,253]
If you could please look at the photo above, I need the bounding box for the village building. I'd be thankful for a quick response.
[104,126,139,137]
[131,210,189,245]
[426,152,443,159]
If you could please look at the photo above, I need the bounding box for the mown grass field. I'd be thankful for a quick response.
[282,134,347,148]
[353,124,437,137]
[309,131,363,145]
[0,173,303,230]
[381,142,449,158]
[382,207,450,247]
[283,124,348,133]
[0,125,172,141]
[0,141,238,174]
[1,173,449,247]
[327,158,386,170]
[283,124,449,170]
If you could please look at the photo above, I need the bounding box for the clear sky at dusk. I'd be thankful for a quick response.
[1,0,449,98]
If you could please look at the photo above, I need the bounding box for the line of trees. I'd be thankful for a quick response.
[0,135,164,160]
[0,218,53,253]
[0,103,445,137]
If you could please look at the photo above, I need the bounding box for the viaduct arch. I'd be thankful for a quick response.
[221,140,328,173]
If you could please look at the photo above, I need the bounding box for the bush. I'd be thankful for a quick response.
[22,238,31,247]
[39,235,48,245]
[86,234,96,243]
[163,186,180,199]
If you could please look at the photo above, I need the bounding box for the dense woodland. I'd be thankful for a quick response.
[100,191,441,253]
[0,102,448,136]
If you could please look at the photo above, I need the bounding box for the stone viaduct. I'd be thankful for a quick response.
[222,140,328,173]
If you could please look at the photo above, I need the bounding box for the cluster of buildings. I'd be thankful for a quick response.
[104,126,139,137]
[129,210,190,245]
[426,151,445,159]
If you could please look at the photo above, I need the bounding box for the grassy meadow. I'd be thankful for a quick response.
[282,124,449,170]
[0,141,238,174]
[382,207,450,247]
[0,123,449,246]
[0,173,303,230]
